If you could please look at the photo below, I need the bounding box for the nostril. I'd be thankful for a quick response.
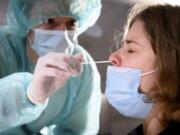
[111,60,118,65]
[109,57,121,66]
[109,52,121,66]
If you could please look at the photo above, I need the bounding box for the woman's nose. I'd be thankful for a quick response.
[109,51,121,66]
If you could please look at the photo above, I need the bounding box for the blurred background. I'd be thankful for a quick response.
[0,0,143,134]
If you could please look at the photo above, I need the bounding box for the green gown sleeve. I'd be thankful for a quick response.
[0,73,47,133]
[50,47,101,135]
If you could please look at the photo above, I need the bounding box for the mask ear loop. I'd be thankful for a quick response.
[138,90,153,103]
[140,69,158,76]
[27,29,34,46]
[139,69,158,103]
[141,94,153,103]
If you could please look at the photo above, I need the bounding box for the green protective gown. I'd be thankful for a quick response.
[0,0,102,134]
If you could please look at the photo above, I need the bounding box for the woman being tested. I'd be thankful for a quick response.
[105,1,180,135]
[0,0,102,134]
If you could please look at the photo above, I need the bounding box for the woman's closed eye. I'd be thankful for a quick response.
[127,49,135,53]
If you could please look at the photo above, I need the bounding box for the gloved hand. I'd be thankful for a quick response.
[27,52,83,105]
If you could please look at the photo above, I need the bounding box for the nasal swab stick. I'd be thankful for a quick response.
[82,60,110,65]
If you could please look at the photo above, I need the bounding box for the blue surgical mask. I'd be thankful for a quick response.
[105,66,157,119]
[31,29,78,56]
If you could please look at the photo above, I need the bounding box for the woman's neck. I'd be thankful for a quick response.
[143,104,165,135]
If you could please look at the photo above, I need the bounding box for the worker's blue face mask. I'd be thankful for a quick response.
[105,66,157,119]
[31,29,78,56]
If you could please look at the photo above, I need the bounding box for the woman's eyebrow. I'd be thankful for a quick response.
[125,39,143,46]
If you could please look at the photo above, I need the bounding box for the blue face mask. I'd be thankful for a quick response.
[105,66,157,119]
[31,29,78,56]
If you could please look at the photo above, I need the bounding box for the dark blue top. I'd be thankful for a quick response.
[128,121,180,135]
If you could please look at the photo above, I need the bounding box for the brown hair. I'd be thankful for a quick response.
[125,3,180,127]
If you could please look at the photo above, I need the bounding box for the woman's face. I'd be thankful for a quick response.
[109,20,157,93]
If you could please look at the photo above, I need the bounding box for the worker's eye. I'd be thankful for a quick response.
[66,20,77,30]
[44,19,56,25]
